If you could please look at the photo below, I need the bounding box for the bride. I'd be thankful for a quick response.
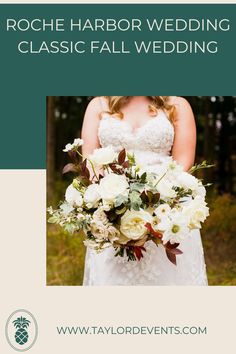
[81,96,208,286]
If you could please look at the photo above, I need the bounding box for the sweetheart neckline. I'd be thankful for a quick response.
[100,110,170,135]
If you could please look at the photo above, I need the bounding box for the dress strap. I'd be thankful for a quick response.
[99,96,107,110]
[99,96,109,118]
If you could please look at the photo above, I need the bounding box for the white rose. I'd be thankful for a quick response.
[120,209,152,240]
[99,173,129,202]
[156,179,177,200]
[195,184,206,198]
[65,184,83,206]
[89,146,116,166]
[183,196,209,229]
[176,171,199,191]
[84,184,101,208]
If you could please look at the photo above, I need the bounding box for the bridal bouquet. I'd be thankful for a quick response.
[48,138,212,264]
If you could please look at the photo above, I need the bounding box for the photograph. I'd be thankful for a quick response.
[47,96,236,286]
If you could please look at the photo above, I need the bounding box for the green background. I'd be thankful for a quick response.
[0,4,236,168]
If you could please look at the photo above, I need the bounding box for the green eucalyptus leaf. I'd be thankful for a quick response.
[114,194,128,207]
[130,191,142,210]
[130,182,145,192]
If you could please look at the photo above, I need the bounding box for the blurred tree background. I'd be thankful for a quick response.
[47,96,236,286]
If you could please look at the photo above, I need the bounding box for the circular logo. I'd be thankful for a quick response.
[5,309,38,352]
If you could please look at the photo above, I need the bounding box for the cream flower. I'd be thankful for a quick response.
[84,184,101,208]
[107,226,120,243]
[63,138,84,152]
[99,173,129,202]
[183,196,209,229]
[120,209,152,241]
[93,207,109,225]
[89,146,116,166]
[90,220,109,241]
[65,183,83,206]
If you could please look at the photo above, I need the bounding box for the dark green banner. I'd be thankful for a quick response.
[0,4,236,168]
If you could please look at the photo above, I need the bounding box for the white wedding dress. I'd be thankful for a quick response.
[83,110,208,286]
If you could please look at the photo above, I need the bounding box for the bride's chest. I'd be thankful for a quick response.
[98,112,175,154]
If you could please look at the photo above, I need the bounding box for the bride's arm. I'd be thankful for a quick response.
[81,97,102,178]
[171,97,197,171]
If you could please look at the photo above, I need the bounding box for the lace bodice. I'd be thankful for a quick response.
[98,111,174,166]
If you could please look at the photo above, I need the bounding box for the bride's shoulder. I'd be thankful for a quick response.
[84,96,107,119]
[168,96,191,108]
[168,97,194,125]
[169,96,193,116]
[86,96,108,114]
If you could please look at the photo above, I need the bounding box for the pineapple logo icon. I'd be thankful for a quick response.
[5,309,38,351]
[13,316,31,346]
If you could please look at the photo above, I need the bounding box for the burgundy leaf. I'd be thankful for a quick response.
[79,159,90,179]
[122,160,130,169]
[79,176,91,187]
[109,163,121,174]
[166,250,177,265]
[109,163,118,170]
[81,159,87,172]
[146,191,153,203]
[169,248,183,255]
[152,192,160,204]
[62,163,77,174]
[145,222,163,239]
[84,167,90,179]
[133,246,146,261]
[118,149,126,165]
[140,191,149,203]
[165,242,180,249]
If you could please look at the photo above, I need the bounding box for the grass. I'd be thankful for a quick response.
[47,225,85,285]
[47,193,236,286]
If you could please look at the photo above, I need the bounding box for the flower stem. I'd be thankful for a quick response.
[76,149,99,181]
[153,172,167,187]
[88,159,99,181]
